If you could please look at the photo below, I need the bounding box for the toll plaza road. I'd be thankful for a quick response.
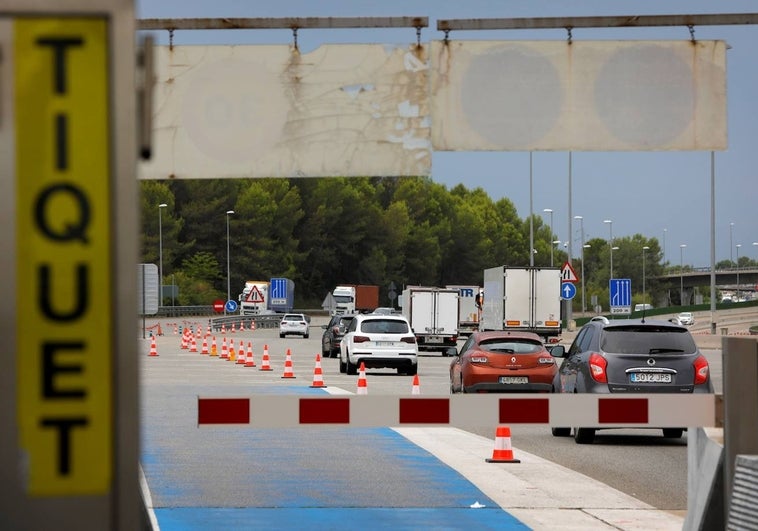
[140,319,690,529]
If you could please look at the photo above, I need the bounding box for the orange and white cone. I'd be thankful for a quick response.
[309,353,327,388]
[189,335,198,353]
[281,348,296,378]
[251,321,256,332]
[173,324,178,335]
[210,336,218,357]
[148,336,159,357]
[244,342,256,367]
[196,327,202,339]
[236,340,246,365]
[220,337,229,360]
[221,323,226,334]
[228,341,236,362]
[206,325,212,338]
[231,322,236,334]
[201,336,209,355]
[411,374,420,395]
[239,320,245,331]
[259,344,272,371]
[356,362,368,395]
[180,329,189,349]
[485,426,520,463]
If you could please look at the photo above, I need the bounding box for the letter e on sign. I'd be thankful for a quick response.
[15,18,112,496]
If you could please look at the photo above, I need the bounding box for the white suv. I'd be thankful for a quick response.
[279,313,309,338]
[339,314,418,376]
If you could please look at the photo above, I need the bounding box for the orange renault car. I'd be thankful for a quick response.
[449,330,559,393]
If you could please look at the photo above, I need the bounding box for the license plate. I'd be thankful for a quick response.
[427,336,442,343]
[499,376,528,384]
[630,372,672,383]
[375,341,393,347]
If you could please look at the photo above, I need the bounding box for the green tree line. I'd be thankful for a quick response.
[139,177,752,310]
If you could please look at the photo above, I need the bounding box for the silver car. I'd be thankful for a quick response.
[339,314,418,376]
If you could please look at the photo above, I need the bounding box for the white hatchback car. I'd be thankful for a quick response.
[677,312,695,326]
[339,314,418,376]
[279,313,309,338]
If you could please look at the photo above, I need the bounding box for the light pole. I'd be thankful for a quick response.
[642,246,650,308]
[679,244,687,306]
[158,203,167,306]
[662,228,667,268]
[574,215,587,313]
[736,243,742,301]
[604,219,613,281]
[543,208,554,267]
[226,210,235,310]
[730,222,734,263]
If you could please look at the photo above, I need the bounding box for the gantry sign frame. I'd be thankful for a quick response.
[0,1,140,529]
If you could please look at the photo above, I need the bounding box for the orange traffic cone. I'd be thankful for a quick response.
[239,320,245,331]
[356,362,368,395]
[189,335,198,353]
[411,374,420,395]
[259,344,272,371]
[236,340,246,365]
[281,348,296,378]
[221,323,226,334]
[251,321,256,331]
[196,327,202,339]
[244,342,256,367]
[210,336,218,357]
[201,336,209,355]
[220,337,229,360]
[228,341,236,362]
[485,426,520,463]
[231,322,236,333]
[173,324,178,335]
[148,336,159,357]
[180,329,189,349]
[309,353,327,388]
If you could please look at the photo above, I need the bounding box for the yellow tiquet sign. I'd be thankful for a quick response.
[15,18,112,496]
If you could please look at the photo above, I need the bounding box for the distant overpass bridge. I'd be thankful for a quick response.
[654,267,758,305]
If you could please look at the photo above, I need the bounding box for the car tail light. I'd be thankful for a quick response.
[470,356,488,364]
[693,355,710,385]
[589,352,607,383]
[400,336,416,344]
[353,335,370,343]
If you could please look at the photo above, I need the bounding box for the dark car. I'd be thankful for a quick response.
[449,331,559,394]
[551,318,713,444]
[321,314,356,358]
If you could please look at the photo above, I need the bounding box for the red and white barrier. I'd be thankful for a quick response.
[196,394,717,428]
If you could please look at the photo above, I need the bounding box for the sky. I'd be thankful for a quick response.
[136,0,758,268]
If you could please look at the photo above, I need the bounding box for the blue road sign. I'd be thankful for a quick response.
[561,281,577,300]
[609,278,632,314]
[225,299,238,313]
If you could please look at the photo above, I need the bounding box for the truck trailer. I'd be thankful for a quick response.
[239,277,295,316]
[446,285,482,337]
[400,286,459,353]
[331,285,379,315]
[480,266,562,341]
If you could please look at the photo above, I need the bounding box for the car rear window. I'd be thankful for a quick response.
[360,319,409,334]
[479,339,543,354]
[601,326,697,354]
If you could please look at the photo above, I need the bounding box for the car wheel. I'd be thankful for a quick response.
[339,357,346,373]
[663,428,684,439]
[304,333,309,339]
[574,427,595,444]
[346,357,357,375]
[407,364,417,376]
[279,333,284,338]
[551,427,571,437]
[330,348,339,359]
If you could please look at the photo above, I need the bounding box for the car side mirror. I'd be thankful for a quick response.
[548,345,565,358]
[444,347,458,358]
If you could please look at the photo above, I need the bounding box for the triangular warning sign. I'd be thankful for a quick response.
[561,261,579,283]
[245,286,265,303]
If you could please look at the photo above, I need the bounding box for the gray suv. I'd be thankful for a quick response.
[321,314,356,358]
[551,318,713,444]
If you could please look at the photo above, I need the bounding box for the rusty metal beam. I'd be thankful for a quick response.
[138,17,428,31]
[437,13,758,32]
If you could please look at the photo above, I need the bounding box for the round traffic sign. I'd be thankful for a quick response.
[225,300,238,313]
[213,299,225,313]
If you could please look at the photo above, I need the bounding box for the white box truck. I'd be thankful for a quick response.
[480,266,562,341]
[446,285,482,337]
[400,286,459,353]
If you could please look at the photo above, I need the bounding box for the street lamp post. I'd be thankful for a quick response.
[730,222,734,263]
[642,246,650,307]
[604,219,613,280]
[679,244,687,306]
[543,208,554,267]
[662,228,667,268]
[736,243,742,301]
[226,210,235,311]
[574,215,586,314]
[158,203,167,306]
